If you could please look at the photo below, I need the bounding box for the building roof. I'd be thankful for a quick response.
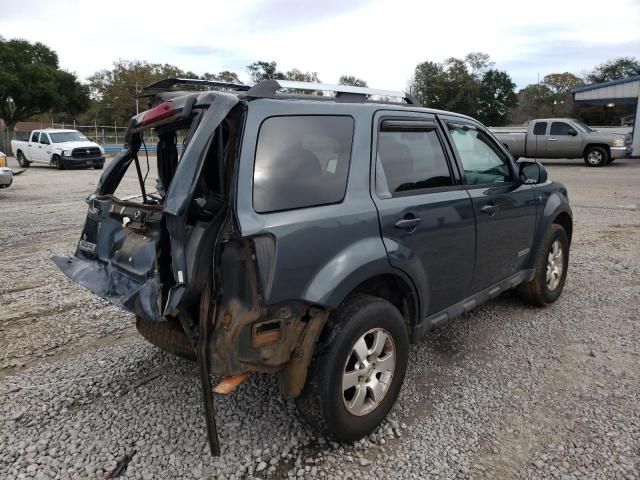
[572,75,640,104]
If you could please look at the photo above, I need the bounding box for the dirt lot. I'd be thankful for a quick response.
[0,156,638,479]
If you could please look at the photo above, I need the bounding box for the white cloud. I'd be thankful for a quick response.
[1,0,638,89]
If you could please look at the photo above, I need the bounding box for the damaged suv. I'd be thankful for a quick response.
[55,78,572,455]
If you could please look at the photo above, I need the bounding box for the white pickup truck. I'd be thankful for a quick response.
[11,129,105,170]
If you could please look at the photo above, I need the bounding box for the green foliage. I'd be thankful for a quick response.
[0,37,89,131]
[86,59,240,124]
[587,57,640,84]
[247,61,320,84]
[477,70,517,126]
[410,53,516,125]
[247,61,286,82]
[338,75,367,87]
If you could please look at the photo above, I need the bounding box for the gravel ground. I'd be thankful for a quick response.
[1,156,638,479]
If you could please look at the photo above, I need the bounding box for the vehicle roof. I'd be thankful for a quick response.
[33,128,81,133]
[245,96,479,123]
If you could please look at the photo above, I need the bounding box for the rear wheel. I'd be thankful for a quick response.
[517,224,569,306]
[135,317,196,361]
[93,163,104,170]
[584,146,609,167]
[17,151,30,168]
[296,294,409,442]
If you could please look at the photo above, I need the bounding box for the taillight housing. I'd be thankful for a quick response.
[137,101,175,128]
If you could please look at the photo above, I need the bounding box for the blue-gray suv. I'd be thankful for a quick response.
[55,79,572,455]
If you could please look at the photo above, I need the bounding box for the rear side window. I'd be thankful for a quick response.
[376,120,453,197]
[253,116,354,213]
[550,122,571,135]
[533,122,547,135]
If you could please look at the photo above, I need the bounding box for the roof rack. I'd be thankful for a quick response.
[143,77,251,92]
[142,77,421,106]
[246,79,420,105]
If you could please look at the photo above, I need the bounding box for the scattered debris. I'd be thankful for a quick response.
[101,450,137,479]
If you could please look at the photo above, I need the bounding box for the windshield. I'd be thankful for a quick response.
[572,120,594,133]
[49,132,89,143]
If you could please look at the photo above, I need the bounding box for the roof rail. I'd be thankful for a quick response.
[246,79,421,105]
[143,77,251,92]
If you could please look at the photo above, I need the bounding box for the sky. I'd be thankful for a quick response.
[1,0,639,90]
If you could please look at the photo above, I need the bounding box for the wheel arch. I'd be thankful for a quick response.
[553,211,573,244]
[583,143,610,158]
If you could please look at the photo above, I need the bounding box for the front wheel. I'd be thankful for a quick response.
[17,152,30,168]
[53,155,64,170]
[296,294,409,442]
[584,146,609,167]
[517,224,569,306]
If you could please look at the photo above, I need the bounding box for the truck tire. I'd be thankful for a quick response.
[583,146,609,167]
[296,294,409,442]
[17,151,30,168]
[53,155,64,170]
[135,317,196,362]
[517,224,569,306]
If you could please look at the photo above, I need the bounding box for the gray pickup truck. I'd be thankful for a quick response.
[493,118,632,166]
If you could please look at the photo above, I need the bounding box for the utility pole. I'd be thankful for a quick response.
[135,82,139,115]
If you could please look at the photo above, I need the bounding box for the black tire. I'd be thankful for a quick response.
[17,151,30,168]
[54,155,64,170]
[517,224,569,306]
[296,294,409,442]
[135,316,196,361]
[583,146,609,167]
[94,163,104,170]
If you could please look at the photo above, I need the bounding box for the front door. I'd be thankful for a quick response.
[549,121,582,158]
[442,118,537,291]
[372,112,476,316]
[38,133,52,163]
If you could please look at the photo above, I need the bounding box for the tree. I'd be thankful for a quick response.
[587,57,640,84]
[543,72,584,96]
[477,69,517,126]
[339,75,367,87]
[201,70,241,83]
[410,61,448,108]
[247,61,285,82]
[284,68,320,83]
[0,37,89,134]
[465,52,494,80]
[88,59,186,123]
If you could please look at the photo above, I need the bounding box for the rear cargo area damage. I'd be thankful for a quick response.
[53,90,329,455]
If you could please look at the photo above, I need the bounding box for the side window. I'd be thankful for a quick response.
[40,134,50,145]
[533,122,547,135]
[31,132,40,143]
[253,115,354,213]
[447,123,513,185]
[550,122,572,135]
[376,120,453,197]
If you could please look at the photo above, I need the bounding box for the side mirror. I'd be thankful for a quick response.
[519,161,548,184]
[567,128,578,136]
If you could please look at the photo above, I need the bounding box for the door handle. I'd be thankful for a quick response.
[480,204,497,216]
[548,138,558,141]
[394,217,421,230]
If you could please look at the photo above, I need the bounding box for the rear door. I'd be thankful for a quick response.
[372,111,476,316]
[28,131,42,163]
[549,121,582,157]
[38,132,52,162]
[442,117,537,291]
[527,121,548,157]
